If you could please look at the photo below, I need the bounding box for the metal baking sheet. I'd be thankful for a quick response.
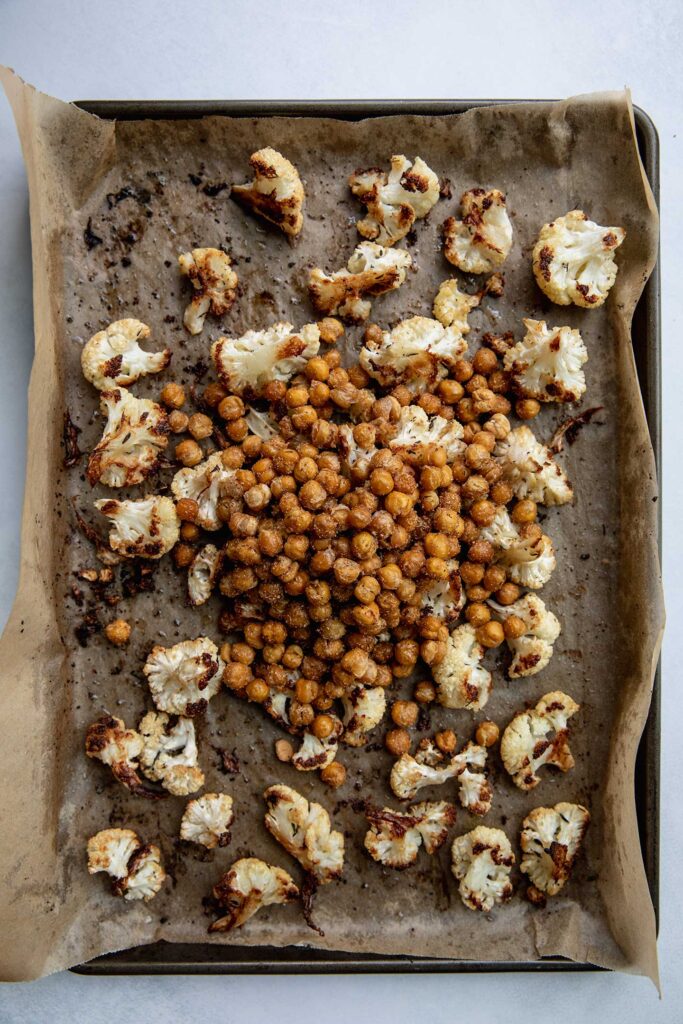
[71,99,660,976]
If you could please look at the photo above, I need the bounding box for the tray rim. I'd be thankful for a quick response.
[69,97,661,976]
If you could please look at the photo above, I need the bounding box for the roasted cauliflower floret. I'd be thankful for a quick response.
[451,826,514,911]
[87,828,166,902]
[364,801,456,868]
[504,319,588,403]
[188,543,222,606]
[171,452,238,531]
[87,388,169,488]
[499,532,556,590]
[360,317,467,393]
[94,495,179,559]
[432,279,480,332]
[532,210,625,308]
[495,425,572,506]
[143,638,224,718]
[123,844,167,901]
[212,322,320,397]
[264,784,344,884]
[338,424,379,475]
[309,241,412,322]
[232,147,304,236]
[340,685,387,747]
[443,189,513,274]
[291,717,343,771]
[389,404,465,461]
[178,248,238,335]
[138,710,205,795]
[501,691,579,791]
[390,739,491,813]
[85,714,162,799]
[418,560,464,625]
[492,593,561,678]
[87,827,140,878]
[520,802,590,900]
[81,319,171,389]
[209,857,299,932]
[432,624,492,711]
[478,507,520,551]
[349,155,440,246]
[180,793,235,849]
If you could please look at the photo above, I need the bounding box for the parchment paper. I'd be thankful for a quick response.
[0,69,663,983]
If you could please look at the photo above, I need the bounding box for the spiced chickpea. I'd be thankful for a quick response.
[223,662,252,691]
[420,639,447,665]
[180,522,200,542]
[516,398,541,420]
[105,618,131,646]
[453,358,474,383]
[467,539,495,564]
[311,714,336,740]
[173,543,195,568]
[385,727,411,756]
[466,585,491,603]
[175,439,203,466]
[217,395,244,421]
[188,412,213,440]
[475,721,500,748]
[289,701,315,728]
[483,564,507,592]
[503,614,527,640]
[321,762,347,788]
[221,447,245,470]
[245,678,270,703]
[435,729,457,754]
[469,499,497,527]
[476,620,505,648]
[511,499,537,524]
[295,678,319,704]
[438,378,465,404]
[391,700,419,728]
[168,410,189,433]
[160,382,185,409]
[414,680,436,703]
[466,602,491,627]
[490,480,514,505]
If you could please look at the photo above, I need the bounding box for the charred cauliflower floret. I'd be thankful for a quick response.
[504,319,588,403]
[501,691,579,791]
[389,404,465,461]
[390,738,491,814]
[87,828,166,902]
[443,189,513,274]
[138,710,205,795]
[291,717,344,771]
[143,638,224,718]
[212,322,320,397]
[532,210,625,308]
[499,532,556,591]
[340,685,387,747]
[178,248,238,335]
[451,826,514,912]
[309,241,412,322]
[495,425,572,506]
[349,155,440,246]
[364,801,456,868]
[492,593,561,678]
[87,388,169,488]
[232,147,304,237]
[418,560,464,625]
[432,624,492,711]
[171,452,238,531]
[520,802,590,900]
[360,317,467,393]
[264,784,344,884]
[180,793,235,848]
[85,715,162,799]
[94,495,179,559]
[188,543,222,606]
[209,857,299,932]
[81,319,171,390]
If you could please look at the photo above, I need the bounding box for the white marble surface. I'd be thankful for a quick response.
[0,0,680,1018]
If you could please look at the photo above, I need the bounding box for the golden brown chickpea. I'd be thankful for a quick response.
[187,412,213,441]
[175,439,203,467]
[305,356,330,381]
[295,678,319,704]
[472,347,499,376]
[516,398,541,420]
[223,662,252,691]
[414,680,436,703]
[222,447,245,470]
[203,382,228,408]
[466,602,491,627]
[354,576,381,604]
[176,497,199,522]
[232,642,256,665]
[385,727,411,757]
[168,410,189,433]
[104,618,131,646]
[312,714,336,740]
[217,395,245,421]
[460,561,485,586]
[503,614,527,640]
[483,564,507,592]
[476,620,505,648]
[226,417,248,442]
[391,700,419,728]
[466,584,491,603]
[420,639,447,665]
[435,729,457,754]
[519,522,543,543]
[454,358,474,383]
[467,539,495,564]
[461,475,489,503]
[318,317,344,344]
[370,468,394,496]
[395,639,419,666]
[475,720,500,747]
[511,499,538,524]
[469,499,497,527]
[180,522,200,542]
[246,678,270,703]
[275,739,294,763]
[173,543,195,568]
[160,382,185,409]
[333,557,361,584]
[490,480,514,505]
[320,761,347,788]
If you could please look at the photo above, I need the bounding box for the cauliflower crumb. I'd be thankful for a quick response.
[491,593,561,677]
[501,691,579,791]
[495,425,573,506]
[451,826,514,911]
[188,543,223,606]
[138,710,205,795]
[87,828,166,902]
[340,685,387,747]
[212,322,320,397]
[264,784,344,884]
[504,318,588,403]
[81,319,171,389]
[85,714,162,800]
[87,388,169,488]
[390,738,491,813]
[309,241,412,322]
[178,248,238,335]
[180,793,235,849]
[432,624,492,711]
[171,452,238,531]
[443,189,513,274]
[360,316,467,393]
[349,155,440,246]
[209,857,299,932]
[520,802,590,899]
[364,801,456,868]
[94,495,179,559]
[532,210,625,308]
[232,147,304,236]
[389,404,465,462]
[143,638,224,717]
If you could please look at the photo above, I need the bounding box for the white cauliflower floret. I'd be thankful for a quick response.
[309,241,412,322]
[171,452,237,531]
[338,424,379,475]
[232,147,304,236]
[122,844,166,901]
[390,739,491,813]
[180,793,235,849]
[455,743,494,816]
[87,388,169,488]
[87,828,140,879]
[499,532,556,590]
[291,717,343,772]
[188,543,222,606]
[94,495,179,559]
[212,322,320,397]
[138,710,205,795]
[340,685,387,747]
[87,829,166,902]
[491,593,561,678]
[478,507,521,551]
[432,624,492,711]
[85,714,162,799]
[349,155,440,246]
[209,857,299,932]
[504,319,588,403]
[500,691,579,791]
[264,784,345,884]
[178,248,238,335]
[364,801,456,868]
[360,316,467,393]
[418,559,464,625]
[532,210,625,308]
[443,189,513,274]
[520,802,590,899]
[143,638,224,718]
[433,279,480,332]
[81,319,171,389]
[451,826,514,911]
[389,404,465,461]
[495,425,573,506]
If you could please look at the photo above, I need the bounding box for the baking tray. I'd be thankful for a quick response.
[70,99,660,975]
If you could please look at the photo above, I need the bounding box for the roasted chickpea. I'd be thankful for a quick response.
[466,602,491,627]
[223,662,252,691]
[385,727,411,757]
[391,700,419,727]
[217,395,245,421]
[246,678,270,703]
[168,410,189,433]
[503,614,527,640]
[516,398,541,420]
[175,439,203,467]
[180,522,200,542]
[320,761,347,788]
[435,729,457,754]
[104,618,131,646]
[467,539,495,564]
[275,739,294,762]
[472,347,499,376]
[160,382,185,409]
[187,412,213,440]
[173,543,195,568]
[476,620,505,648]
[483,565,507,592]
[475,720,500,747]
[470,499,497,527]
[312,714,336,740]
[414,680,436,703]
[511,499,538,524]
